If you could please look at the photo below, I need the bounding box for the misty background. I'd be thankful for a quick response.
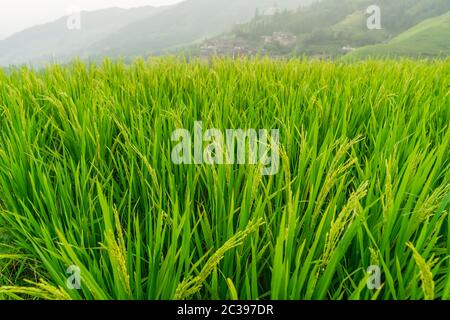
[0,0,449,66]
[0,0,183,40]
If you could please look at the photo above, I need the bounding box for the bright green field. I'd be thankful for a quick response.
[350,11,450,59]
[0,58,449,300]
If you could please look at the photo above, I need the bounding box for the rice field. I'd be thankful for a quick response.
[0,58,449,300]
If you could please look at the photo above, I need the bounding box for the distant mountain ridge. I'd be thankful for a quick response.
[0,6,167,66]
[201,0,450,59]
[2,0,446,65]
[0,0,316,66]
[87,0,316,57]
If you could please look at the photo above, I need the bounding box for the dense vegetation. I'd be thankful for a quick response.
[0,58,449,300]
[348,11,450,59]
[224,0,450,57]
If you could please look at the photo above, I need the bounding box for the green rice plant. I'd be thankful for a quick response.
[0,57,448,300]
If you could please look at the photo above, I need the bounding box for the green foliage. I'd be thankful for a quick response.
[0,58,449,300]
[349,11,450,59]
[227,0,450,57]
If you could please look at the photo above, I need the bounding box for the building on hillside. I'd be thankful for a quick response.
[262,32,297,47]
[263,4,281,16]
[200,39,255,58]
[341,45,356,53]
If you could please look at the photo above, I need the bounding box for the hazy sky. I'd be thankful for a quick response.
[0,0,185,40]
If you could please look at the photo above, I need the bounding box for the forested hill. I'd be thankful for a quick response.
[348,11,450,58]
[199,0,450,58]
